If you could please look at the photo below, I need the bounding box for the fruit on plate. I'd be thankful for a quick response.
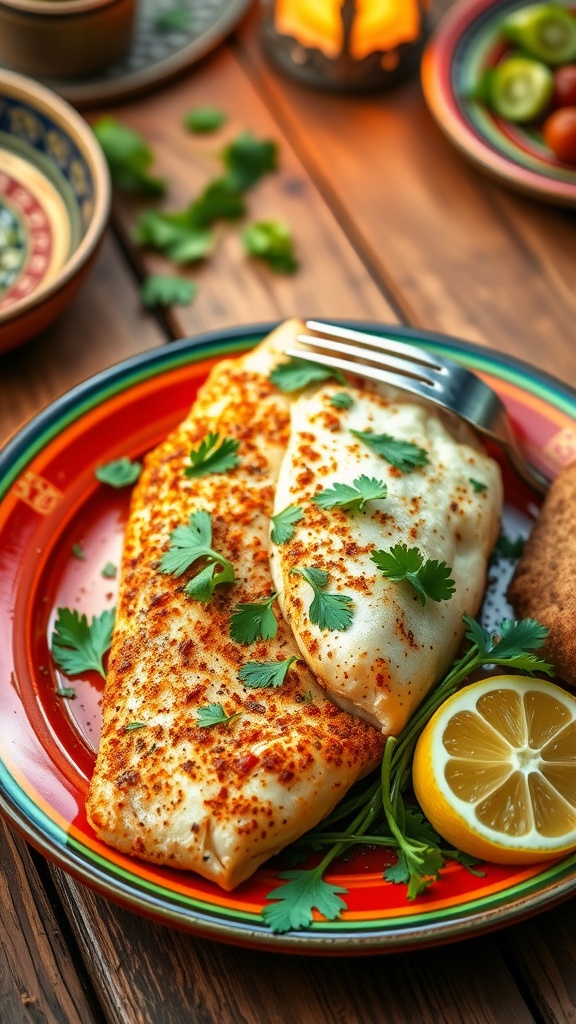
[501,3,576,66]
[413,676,576,865]
[542,105,576,161]
[489,55,554,121]
[553,62,576,105]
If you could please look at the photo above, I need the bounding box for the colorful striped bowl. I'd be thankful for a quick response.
[0,69,110,353]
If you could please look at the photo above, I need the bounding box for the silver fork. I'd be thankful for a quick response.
[286,320,549,495]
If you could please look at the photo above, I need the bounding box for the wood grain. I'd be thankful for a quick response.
[498,903,576,1024]
[0,821,101,1024]
[51,871,537,1024]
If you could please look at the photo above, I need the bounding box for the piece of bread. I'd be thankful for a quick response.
[508,460,576,687]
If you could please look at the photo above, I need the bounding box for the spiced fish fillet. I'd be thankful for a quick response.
[86,321,383,890]
[271,381,503,735]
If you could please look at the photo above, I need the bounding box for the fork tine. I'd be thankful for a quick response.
[296,333,439,387]
[305,320,443,371]
[284,345,439,398]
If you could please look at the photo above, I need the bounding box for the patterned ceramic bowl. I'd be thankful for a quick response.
[0,69,110,354]
[0,0,136,80]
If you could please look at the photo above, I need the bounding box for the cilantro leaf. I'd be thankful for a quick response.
[92,117,165,195]
[155,5,192,31]
[56,686,76,699]
[101,563,117,579]
[494,533,526,559]
[222,131,278,191]
[270,357,345,394]
[462,614,553,674]
[188,178,246,228]
[95,457,142,488]
[184,107,227,133]
[291,567,354,631]
[125,722,147,731]
[140,274,197,308]
[371,544,455,605]
[160,511,236,601]
[242,220,298,273]
[312,475,387,513]
[330,391,353,409]
[71,542,85,560]
[184,433,240,478]
[270,504,303,545]
[230,594,278,643]
[350,430,429,472]
[51,607,115,680]
[469,478,488,493]
[239,656,296,689]
[262,870,348,934]
[196,703,241,729]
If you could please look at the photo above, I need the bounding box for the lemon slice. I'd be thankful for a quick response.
[413,676,576,865]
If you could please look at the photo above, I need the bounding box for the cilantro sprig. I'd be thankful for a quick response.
[51,607,115,680]
[350,430,429,472]
[230,594,278,644]
[160,510,236,602]
[312,475,387,513]
[270,358,345,394]
[95,457,142,488]
[239,656,297,689]
[371,544,456,605]
[270,504,303,545]
[140,274,197,308]
[290,567,354,631]
[262,615,552,932]
[185,433,240,478]
[242,220,298,273]
[93,117,166,195]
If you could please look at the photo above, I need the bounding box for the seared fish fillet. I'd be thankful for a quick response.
[271,381,502,734]
[86,322,383,890]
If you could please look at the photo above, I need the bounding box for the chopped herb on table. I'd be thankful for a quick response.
[140,274,197,308]
[262,615,553,932]
[221,131,278,191]
[242,220,298,273]
[92,117,166,195]
[184,107,227,133]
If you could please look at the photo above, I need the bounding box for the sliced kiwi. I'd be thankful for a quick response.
[489,55,554,121]
[500,4,576,66]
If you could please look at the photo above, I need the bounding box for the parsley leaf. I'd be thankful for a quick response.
[463,614,552,674]
[270,504,304,545]
[242,220,298,273]
[290,567,354,631]
[95,457,142,488]
[270,357,345,394]
[51,607,115,680]
[184,433,240,478]
[159,510,236,602]
[134,210,215,264]
[155,5,192,31]
[469,477,488,493]
[262,870,348,934]
[189,178,246,227]
[101,563,117,579]
[372,544,456,605]
[125,722,147,731]
[56,686,76,699]
[330,391,353,409]
[494,533,526,559]
[71,542,85,560]
[184,107,227,133]
[196,703,242,729]
[312,475,387,513]
[239,656,296,689]
[350,430,429,472]
[230,594,278,644]
[93,117,166,195]
[222,131,278,191]
[140,274,197,308]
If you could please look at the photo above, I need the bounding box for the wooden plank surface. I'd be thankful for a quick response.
[52,871,537,1024]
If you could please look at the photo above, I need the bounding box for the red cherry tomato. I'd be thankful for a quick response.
[553,65,576,107]
[543,107,576,163]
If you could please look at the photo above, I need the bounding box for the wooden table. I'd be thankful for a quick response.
[1,2,576,1021]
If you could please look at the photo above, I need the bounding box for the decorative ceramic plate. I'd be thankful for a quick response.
[1,323,576,954]
[3,0,252,109]
[421,0,576,207]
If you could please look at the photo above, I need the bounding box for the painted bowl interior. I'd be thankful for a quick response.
[422,0,576,206]
[1,323,576,954]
